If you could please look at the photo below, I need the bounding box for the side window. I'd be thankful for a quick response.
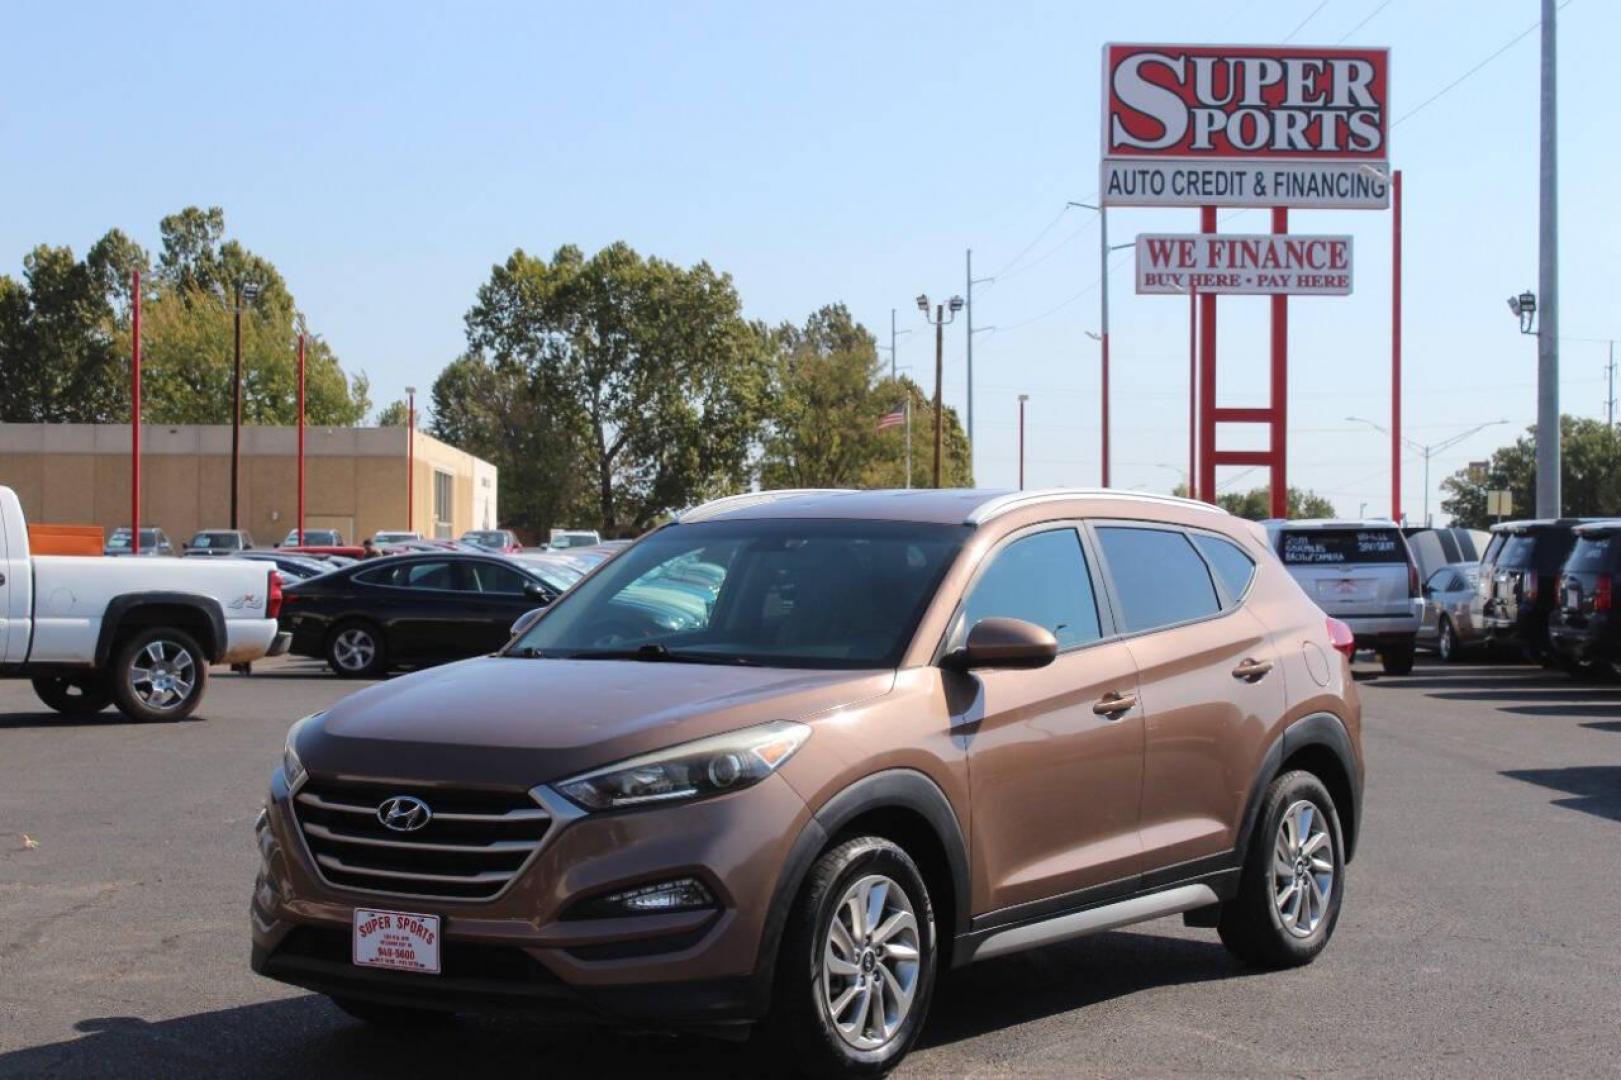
[468,561,532,595]
[1097,527,1221,633]
[396,560,455,590]
[959,529,1102,650]
[1191,533,1256,605]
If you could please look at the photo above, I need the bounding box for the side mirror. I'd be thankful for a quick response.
[509,607,546,638]
[942,617,1058,672]
[522,581,551,602]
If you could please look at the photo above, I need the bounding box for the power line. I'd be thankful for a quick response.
[1395,0,1577,130]
[1282,0,1333,43]
[1334,0,1390,43]
[986,205,1073,281]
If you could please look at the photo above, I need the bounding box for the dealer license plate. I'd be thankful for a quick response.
[1319,578,1374,602]
[352,908,441,974]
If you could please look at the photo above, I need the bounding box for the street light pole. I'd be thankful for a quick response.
[228,282,261,531]
[1537,0,1560,517]
[1347,417,1508,526]
[1068,202,1113,486]
[405,386,418,533]
[1018,394,1029,489]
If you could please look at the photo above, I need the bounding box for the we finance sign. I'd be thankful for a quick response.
[1100,44,1390,210]
[1135,233,1353,296]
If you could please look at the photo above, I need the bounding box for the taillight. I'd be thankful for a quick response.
[267,570,283,620]
[1597,574,1613,613]
[1407,560,1420,599]
[1524,572,1539,602]
[1326,617,1356,660]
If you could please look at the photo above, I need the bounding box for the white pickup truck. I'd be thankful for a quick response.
[0,486,289,721]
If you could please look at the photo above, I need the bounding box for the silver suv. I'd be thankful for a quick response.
[1266,519,1422,674]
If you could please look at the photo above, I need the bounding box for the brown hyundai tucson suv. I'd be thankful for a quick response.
[253,488,1363,1076]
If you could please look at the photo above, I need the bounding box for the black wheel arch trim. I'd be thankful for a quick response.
[95,592,228,665]
[1236,711,1363,865]
[745,768,971,1017]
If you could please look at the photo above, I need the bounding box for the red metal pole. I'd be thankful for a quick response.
[407,390,415,532]
[1198,206,1218,502]
[131,269,141,554]
[1188,282,1198,500]
[296,333,305,546]
[1392,169,1404,523]
[1270,208,1289,520]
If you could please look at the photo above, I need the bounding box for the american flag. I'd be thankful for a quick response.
[876,405,906,432]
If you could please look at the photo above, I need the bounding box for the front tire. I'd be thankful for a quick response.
[769,836,937,1077]
[1436,617,1459,663]
[1218,770,1346,969]
[109,628,208,722]
[31,676,113,715]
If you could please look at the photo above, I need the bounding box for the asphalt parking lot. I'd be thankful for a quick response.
[2,656,1619,1078]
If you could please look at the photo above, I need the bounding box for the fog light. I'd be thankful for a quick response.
[585,877,716,916]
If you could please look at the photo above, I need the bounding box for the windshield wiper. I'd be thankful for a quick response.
[565,644,759,666]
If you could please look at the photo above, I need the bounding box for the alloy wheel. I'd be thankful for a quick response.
[821,873,922,1051]
[1438,620,1455,661]
[1273,800,1334,939]
[332,629,377,672]
[128,639,196,711]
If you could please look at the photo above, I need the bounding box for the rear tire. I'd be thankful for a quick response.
[328,995,455,1028]
[109,628,208,722]
[326,620,387,678]
[1218,770,1346,969]
[767,836,938,1077]
[31,676,113,715]
[1380,640,1415,675]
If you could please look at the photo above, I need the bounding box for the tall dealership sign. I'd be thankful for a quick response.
[1101,44,1390,209]
[1098,42,1393,519]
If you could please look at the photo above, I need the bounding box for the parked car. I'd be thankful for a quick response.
[1266,518,1422,674]
[508,552,590,593]
[548,528,602,550]
[184,548,332,582]
[1547,519,1621,678]
[1417,561,1483,662]
[1,486,288,721]
[280,528,345,547]
[460,529,522,553]
[1403,526,1490,582]
[371,530,422,545]
[1474,518,1587,663]
[280,544,366,562]
[254,488,1363,1075]
[277,552,561,677]
[104,527,177,557]
[184,529,255,554]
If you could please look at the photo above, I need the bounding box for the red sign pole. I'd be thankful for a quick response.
[1188,282,1198,500]
[131,269,141,554]
[296,332,306,546]
[1270,208,1289,519]
[1391,168,1404,523]
[1198,206,1218,503]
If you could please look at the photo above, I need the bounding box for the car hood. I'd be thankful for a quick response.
[300,656,895,789]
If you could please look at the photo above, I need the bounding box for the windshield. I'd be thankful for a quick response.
[464,531,507,547]
[511,519,967,669]
[108,530,159,549]
[1278,528,1406,565]
[189,532,238,549]
[553,533,598,549]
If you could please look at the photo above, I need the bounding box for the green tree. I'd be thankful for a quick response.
[0,241,129,422]
[1441,416,1621,528]
[464,243,768,531]
[1171,484,1336,520]
[429,352,589,537]
[375,400,417,427]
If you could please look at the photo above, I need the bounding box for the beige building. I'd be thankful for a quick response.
[0,423,498,546]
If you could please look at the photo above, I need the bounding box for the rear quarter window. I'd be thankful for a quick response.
[1278,529,1405,565]
[1191,533,1256,604]
[1567,535,1620,572]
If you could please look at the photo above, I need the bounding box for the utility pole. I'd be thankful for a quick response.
[1017,394,1029,490]
[1605,341,1616,429]
[916,293,963,488]
[1537,0,1560,517]
[965,250,994,478]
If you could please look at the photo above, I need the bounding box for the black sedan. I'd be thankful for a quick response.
[278,552,561,677]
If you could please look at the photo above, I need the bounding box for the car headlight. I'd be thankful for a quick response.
[282,713,318,790]
[554,721,810,811]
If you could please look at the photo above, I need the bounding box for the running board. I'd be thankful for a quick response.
[962,883,1220,963]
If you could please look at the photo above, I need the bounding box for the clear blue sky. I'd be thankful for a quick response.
[5,1,1616,522]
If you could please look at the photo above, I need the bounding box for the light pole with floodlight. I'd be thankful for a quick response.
[917,293,963,488]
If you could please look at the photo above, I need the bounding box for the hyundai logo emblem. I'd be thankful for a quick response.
[377,795,432,833]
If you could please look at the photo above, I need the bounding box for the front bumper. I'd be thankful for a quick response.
[250,765,813,1023]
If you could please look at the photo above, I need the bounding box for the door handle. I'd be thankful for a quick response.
[1232,658,1274,681]
[1092,692,1137,718]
